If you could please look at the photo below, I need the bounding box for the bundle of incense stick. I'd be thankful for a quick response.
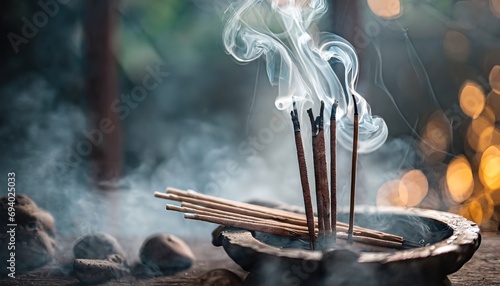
[302,101,340,249]
[155,188,406,250]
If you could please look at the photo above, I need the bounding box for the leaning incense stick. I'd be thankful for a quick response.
[183,213,403,249]
[291,105,316,250]
[166,201,399,242]
[330,100,338,244]
[185,213,306,238]
[348,95,359,245]
[156,189,404,243]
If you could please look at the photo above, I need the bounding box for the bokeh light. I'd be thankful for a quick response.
[443,30,470,62]
[419,188,441,209]
[446,155,474,203]
[376,170,429,207]
[466,107,496,152]
[479,145,500,190]
[490,65,500,94]
[377,180,405,207]
[459,81,485,119]
[490,188,500,206]
[486,91,500,120]
[367,0,402,19]
[420,110,451,164]
[399,169,429,207]
[468,192,495,225]
[490,0,500,18]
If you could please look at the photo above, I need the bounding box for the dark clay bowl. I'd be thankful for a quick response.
[212,206,481,286]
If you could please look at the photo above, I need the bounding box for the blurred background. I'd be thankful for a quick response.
[0,0,499,245]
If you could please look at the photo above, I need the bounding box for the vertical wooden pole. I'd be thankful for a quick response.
[84,0,122,189]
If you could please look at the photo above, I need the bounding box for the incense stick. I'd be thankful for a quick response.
[308,108,325,241]
[330,100,338,244]
[348,95,359,245]
[167,201,398,242]
[291,105,316,250]
[315,101,330,235]
[155,190,404,243]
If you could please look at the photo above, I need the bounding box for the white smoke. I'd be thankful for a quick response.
[222,0,387,152]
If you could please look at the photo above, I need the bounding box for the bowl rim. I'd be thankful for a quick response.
[219,206,481,270]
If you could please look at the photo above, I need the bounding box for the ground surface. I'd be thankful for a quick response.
[1,234,499,285]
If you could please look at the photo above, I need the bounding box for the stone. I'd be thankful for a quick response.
[73,254,128,284]
[73,233,125,260]
[139,233,195,276]
[0,194,56,274]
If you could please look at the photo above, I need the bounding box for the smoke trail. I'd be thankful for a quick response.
[222,0,387,153]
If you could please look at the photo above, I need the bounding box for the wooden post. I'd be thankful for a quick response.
[84,0,122,189]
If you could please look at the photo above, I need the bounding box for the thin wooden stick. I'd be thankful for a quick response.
[168,202,396,242]
[330,100,338,244]
[308,108,325,240]
[348,95,359,245]
[157,193,305,225]
[185,213,306,238]
[155,190,403,243]
[184,213,403,249]
[291,105,316,250]
[166,188,308,221]
[168,204,312,232]
[316,101,331,235]
[336,232,402,249]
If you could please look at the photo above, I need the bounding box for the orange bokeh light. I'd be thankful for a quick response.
[479,145,500,190]
[377,180,405,207]
[486,91,500,122]
[466,107,496,152]
[490,189,500,206]
[446,155,474,203]
[399,169,429,207]
[420,111,451,164]
[367,0,402,19]
[444,31,470,62]
[490,65,500,94]
[468,193,494,225]
[491,0,500,19]
[459,81,485,119]
[377,170,428,208]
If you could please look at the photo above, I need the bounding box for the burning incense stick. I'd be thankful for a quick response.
[307,108,325,239]
[291,105,316,250]
[348,95,359,245]
[330,100,338,244]
[315,101,330,235]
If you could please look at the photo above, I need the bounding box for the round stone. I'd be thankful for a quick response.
[73,233,125,260]
[139,233,195,275]
[0,194,56,274]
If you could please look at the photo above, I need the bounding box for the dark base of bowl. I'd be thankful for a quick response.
[213,206,481,286]
[244,266,453,286]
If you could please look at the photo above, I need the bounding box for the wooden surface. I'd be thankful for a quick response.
[1,233,499,285]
